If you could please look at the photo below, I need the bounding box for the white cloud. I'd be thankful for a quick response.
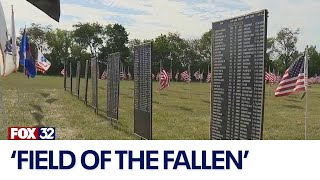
[0,0,318,51]
[240,0,320,50]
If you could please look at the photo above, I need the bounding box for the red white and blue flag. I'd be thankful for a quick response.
[101,70,108,80]
[265,72,277,85]
[194,71,200,80]
[207,72,211,82]
[36,47,51,74]
[275,55,307,97]
[181,70,190,82]
[160,69,169,90]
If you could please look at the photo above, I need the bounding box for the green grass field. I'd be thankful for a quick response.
[0,73,319,140]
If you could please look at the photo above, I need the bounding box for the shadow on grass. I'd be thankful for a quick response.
[98,109,107,114]
[282,104,303,109]
[30,111,45,126]
[153,100,160,104]
[46,98,58,104]
[125,95,133,99]
[160,94,168,96]
[39,93,50,98]
[201,99,210,104]
[178,106,193,112]
[29,104,43,113]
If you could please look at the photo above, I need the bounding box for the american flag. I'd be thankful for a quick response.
[200,72,204,80]
[194,71,200,80]
[316,76,320,84]
[265,72,277,85]
[120,71,127,80]
[101,70,108,80]
[160,69,169,90]
[206,72,211,82]
[60,68,65,76]
[36,47,51,74]
[180,70,190,82]
[308,76,320,84]
[276,75,282,83]
[275,55,306,97]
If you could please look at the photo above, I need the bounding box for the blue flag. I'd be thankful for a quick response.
[19,29,36,78]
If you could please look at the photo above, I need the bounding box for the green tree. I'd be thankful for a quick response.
[308,46,320,77]
[73,22,104,57]
[45,29,73,75]
[272,27,300,69]
[153,34,170,72]
[26,23,52,47]
[198,30,211,64]
[99,24,129,65]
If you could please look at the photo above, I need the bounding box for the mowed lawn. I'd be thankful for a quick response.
[0,73,319,140]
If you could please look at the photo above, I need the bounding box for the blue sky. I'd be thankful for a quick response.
[1,0,319,51]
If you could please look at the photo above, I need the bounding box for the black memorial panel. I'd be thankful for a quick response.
[134,43,152,140]
[91,57,98,112]
[70,62,72,93]
[76,61,81,98]
[107,52,120,120]
[211,10,267,140]
[84,60,89,104]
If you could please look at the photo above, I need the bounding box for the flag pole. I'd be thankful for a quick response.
[304,46,309,140]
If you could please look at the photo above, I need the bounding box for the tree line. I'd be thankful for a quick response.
[21,23,320,77]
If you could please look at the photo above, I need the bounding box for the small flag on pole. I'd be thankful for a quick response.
[265,72,276,85]
[181,70,190,82]
[194,71,200,80]
[101,69,108,80]
[206,73,211,82]
[160,69,169,90]
[36,47,51,74]
[60,68,65,76]
[275,55,306,97]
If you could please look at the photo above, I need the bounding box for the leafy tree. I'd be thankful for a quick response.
[198,30,211,64]
[272,27,300,69]
[153,34,170,72]
[73,22,104,57]
[308,46,320,77]
[45,29,73,75]
[26,23,52,47]
[99,24,129,65]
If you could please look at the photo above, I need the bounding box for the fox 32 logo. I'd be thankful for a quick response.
[8,127,56,140]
